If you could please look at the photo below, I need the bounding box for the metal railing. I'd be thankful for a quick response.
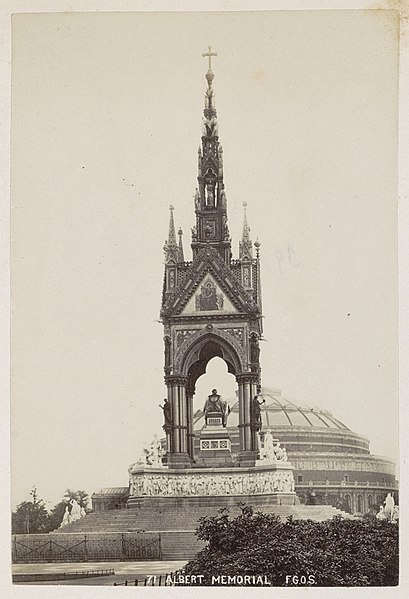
[12,532,162,563]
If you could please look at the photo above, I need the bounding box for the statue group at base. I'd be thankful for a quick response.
[376,493,399,522]
[130,435,165,469]
[259,430,288,462]
[59,498,86,528]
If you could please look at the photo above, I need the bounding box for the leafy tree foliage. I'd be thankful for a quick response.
[183,504,398,587]
[12,487,92,534]
[63,489,90,510]
[46,500,68,532]
[11,487,50,534]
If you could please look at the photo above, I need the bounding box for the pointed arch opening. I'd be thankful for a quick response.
[181,331,243,385]
[193,356,237,416]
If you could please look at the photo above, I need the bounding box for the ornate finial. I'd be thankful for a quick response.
[178,227,184,262]
[254,239,261,259]
[202,46,217,91]
[202,45,217,74]
[169,204,174,212]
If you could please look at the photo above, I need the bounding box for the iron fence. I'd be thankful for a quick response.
[12,532,162,563]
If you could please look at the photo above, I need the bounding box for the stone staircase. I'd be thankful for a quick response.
[56,501,352,560]
[55,502,353,560]
[160,531,205,559]
[58,502,352,534]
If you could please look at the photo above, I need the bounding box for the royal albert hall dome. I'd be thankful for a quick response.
[192,387,397,515]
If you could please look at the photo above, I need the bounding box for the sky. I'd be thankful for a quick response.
[10,9,399,510]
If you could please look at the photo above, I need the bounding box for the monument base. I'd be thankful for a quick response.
[127,491,298,510]
[128,462,298,507]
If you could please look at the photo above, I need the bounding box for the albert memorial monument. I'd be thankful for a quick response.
[58,50,397,545]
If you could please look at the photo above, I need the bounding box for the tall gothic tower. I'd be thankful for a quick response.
[160,49,263,468]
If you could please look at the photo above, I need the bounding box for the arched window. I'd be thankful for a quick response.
[357,494,363,513]
[344,494,351,513]
[368,494,373,508]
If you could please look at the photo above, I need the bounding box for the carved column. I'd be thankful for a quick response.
[236,372,259,467]
[186,381,196,461]
[165,374,191,467]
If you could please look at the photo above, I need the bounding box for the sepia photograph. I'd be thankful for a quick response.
[2,3,407,595]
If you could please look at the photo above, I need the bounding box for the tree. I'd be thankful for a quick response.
[46,500,68,532]
[11,487,50,534]
[63,489,91,511]
[183,504,399,587]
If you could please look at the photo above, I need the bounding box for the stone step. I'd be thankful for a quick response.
[160,532,204,560]
[58,502,353,536]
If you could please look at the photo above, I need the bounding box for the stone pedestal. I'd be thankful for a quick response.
[196,411,234,467]
[127,462,298,507]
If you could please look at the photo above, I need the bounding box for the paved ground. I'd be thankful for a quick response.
[12,560,187,586]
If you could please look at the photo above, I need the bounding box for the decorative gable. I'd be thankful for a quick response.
[161,246,259,318]
[182,273,237,315]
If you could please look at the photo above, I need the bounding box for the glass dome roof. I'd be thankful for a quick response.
[193,387,350,431]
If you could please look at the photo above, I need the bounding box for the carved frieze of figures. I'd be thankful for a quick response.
[129,469,295,498]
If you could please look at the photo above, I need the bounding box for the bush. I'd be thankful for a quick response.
[183,504,398,586]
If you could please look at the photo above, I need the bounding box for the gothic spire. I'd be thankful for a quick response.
[239,202,253,260]
[191,47,231,264]
[242,202,250,241]
[164,205,180,263]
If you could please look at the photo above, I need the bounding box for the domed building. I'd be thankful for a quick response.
[191,387,398,515]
